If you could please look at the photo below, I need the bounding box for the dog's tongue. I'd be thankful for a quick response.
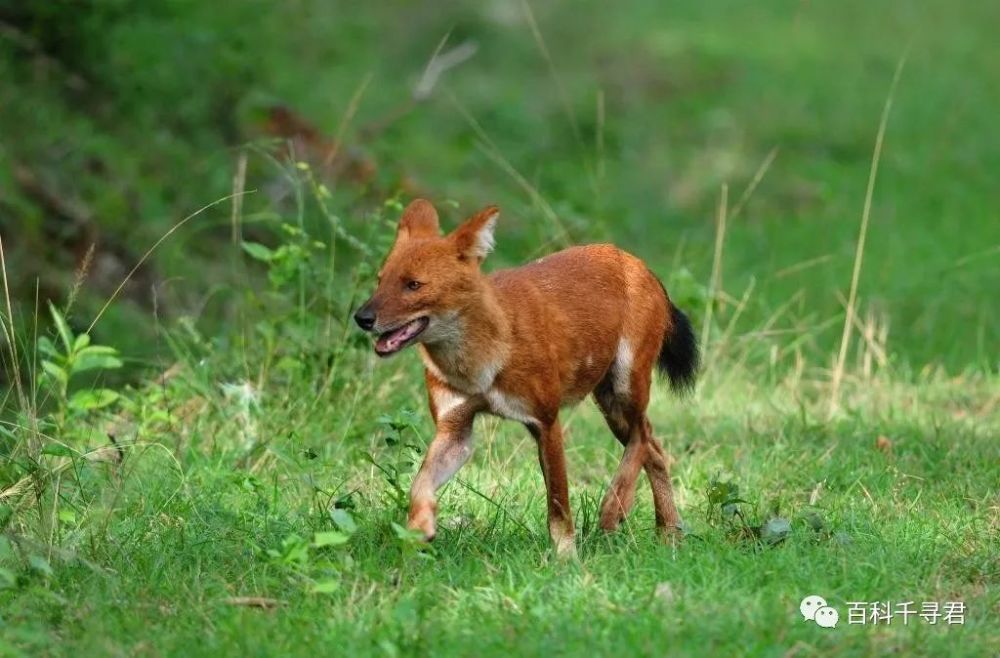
[375,319,425,354]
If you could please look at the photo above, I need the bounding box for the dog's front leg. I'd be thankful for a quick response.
[407,404,477,541]
[531,418,576,558]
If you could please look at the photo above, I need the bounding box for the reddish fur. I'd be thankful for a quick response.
[357,199,687,555]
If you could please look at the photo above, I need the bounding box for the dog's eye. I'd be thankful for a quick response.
[406,280,423,291]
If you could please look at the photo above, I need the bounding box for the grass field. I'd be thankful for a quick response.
[1,1,998,656]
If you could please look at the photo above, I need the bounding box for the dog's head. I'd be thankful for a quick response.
[354,199,499,356]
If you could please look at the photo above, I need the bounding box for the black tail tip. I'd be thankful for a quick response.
[659,304,700,394]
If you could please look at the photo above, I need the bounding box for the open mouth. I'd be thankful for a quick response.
[374,317,429,356]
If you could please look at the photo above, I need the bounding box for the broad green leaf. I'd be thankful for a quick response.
[311,580,339,594]
[241,241,274,262]
[73,345,123,373]
[68,388,119,411]
[312,531,350,548]
[78,345,118,355]
[330,509,357,534]
[41,444,73,457]
[73,333,91,351]
[391,522,425,543]
[37,335,57,358]
[42,360,68,389]
[58,508,77,524]
[48,301,73,352]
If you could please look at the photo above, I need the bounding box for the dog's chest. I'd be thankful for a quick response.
[419,345,500,394]
[420,346,537,426]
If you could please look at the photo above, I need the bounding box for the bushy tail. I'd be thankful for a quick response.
[658,299,700,394]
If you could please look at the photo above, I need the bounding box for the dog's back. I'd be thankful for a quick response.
[489,244,673,405]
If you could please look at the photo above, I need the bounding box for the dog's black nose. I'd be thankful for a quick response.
[354,307,376,331]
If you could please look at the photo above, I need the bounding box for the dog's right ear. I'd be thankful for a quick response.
[396,199,440,241]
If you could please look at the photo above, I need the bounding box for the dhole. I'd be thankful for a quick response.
[355,199,698,555]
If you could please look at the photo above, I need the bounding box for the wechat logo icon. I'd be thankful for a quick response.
[800,595,839,629]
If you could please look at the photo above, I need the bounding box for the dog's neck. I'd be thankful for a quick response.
[420,280,510,394]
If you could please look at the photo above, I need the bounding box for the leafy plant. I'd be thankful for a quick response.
[391,522,435,559]
[361,409,424,513]
[242,222,325,290]
[0,301,129,573]
[703,474,791,547]
[38,302,124,431]
[264,508,357,595]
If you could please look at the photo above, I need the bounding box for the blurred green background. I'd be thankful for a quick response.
[2,0,997,371]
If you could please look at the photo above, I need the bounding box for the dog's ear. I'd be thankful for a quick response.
[451,205,499,263]
[396,199,440,241]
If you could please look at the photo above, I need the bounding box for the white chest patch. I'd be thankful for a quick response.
[485,388,538,426]
[421,345,505,396]
[474,358,504,393]
[431,387,468,421]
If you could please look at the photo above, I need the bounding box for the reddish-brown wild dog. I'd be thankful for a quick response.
[355,199,699,556]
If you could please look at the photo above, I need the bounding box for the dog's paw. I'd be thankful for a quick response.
[407,504,437,542]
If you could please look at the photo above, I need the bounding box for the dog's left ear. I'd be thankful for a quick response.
[451,205,499,263]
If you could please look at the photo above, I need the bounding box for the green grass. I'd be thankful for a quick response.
[1,1,999,656]
[2,351,997,657]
